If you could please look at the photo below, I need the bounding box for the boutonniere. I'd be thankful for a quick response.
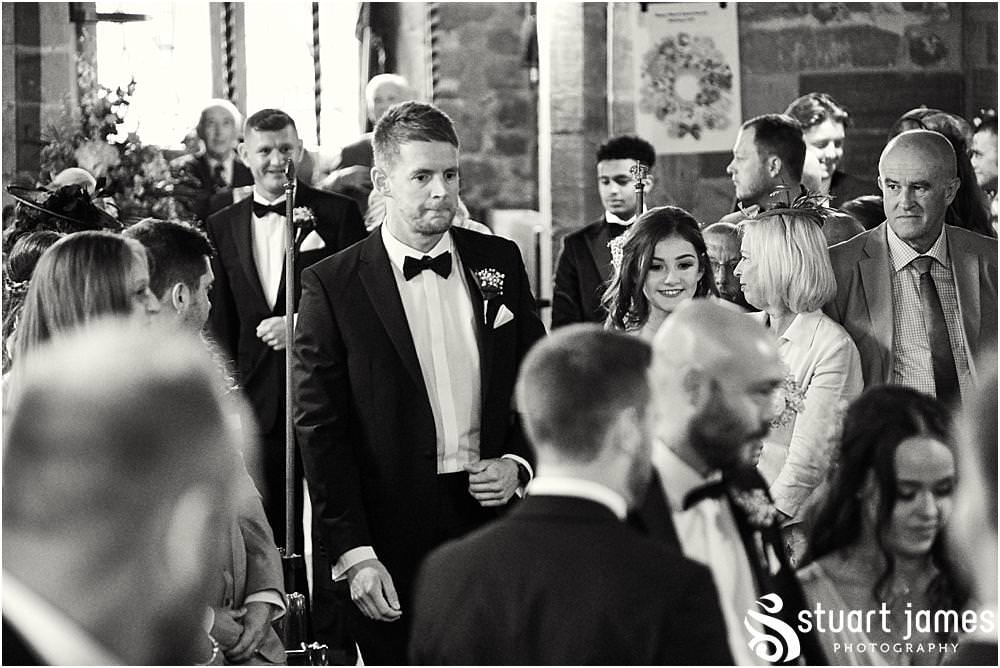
[472,267,505,325]
[770,373,805,429]
[293,206,316,227]
[731,489,780,530]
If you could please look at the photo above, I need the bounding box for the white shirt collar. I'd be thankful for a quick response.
[380,222,454,274]
[652,439,721,511]
[526,476,628,520]
[604,205,647,227]
[886,222,949,272]
[252,188,287,207]
[2,571,123,665]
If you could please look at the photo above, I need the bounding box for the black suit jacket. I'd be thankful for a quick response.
[293,227,546,587]
[409,495,734,665]
[552,218,626,328]
[207,182,366,435]
[635,465,827,666]
[170,152,254,221]
[2,617,44,665]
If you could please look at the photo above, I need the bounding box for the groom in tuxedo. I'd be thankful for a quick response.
[640,300,826,665]
[293,101,546,664]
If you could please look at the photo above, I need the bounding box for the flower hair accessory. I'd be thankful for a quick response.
[3,273,29,299]
[472,267,505,325]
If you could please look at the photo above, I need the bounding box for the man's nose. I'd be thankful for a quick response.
[726,160,735,175]
[900,188,918,208]
[427,174,448,197]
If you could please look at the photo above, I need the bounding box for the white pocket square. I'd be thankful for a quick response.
[299,230,326,252]
[493,303,514,329]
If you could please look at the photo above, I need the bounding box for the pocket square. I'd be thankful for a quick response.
[299,230,326,252]
[493,303,514,329]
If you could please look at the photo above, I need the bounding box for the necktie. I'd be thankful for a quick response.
[911,256,959,405]
[253,201,286,218]
[212,162,227,189]
[403,252,452,280]
[682,478,727,510]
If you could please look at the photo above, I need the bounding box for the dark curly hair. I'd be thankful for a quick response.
[603,206,716,331]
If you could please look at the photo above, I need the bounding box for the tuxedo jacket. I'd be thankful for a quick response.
[409,495,734,665]
[293,227,546,586]
[634,465,827,666]
[552,218,623,328]
[207,182,366,435]
[824,222,998,389]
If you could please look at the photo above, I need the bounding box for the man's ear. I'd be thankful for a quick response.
[642,173,655,195]
[680,365,711,411]
[237,141,248,164]
[943,176,961,206]
[170,282,189,314]
[766,155,783,179]
[371,166,391,196]
[293,138,305,164]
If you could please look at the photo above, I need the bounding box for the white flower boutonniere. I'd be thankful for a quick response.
[293,206,316,227]
[472,267,505,325]
[732,489,780,530]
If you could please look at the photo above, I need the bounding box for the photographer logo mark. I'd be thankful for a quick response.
[744,593,801,663]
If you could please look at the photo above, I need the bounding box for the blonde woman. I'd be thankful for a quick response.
[734,205,863,538]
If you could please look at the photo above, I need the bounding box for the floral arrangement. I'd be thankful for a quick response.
[38,38,189,223]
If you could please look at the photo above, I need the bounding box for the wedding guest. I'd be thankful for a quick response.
[170,99,254,222]
[2,320,238,665]
[947,355,998,665]
[552,134,656,327]
[799,386,964,666]
[2,184,120,255]
[971,110,998,234]
[2,230,61,373]
[723,114,806,222]
[293,101,545,664]
[125,218,287,663]
[702,221,750,309]
[784,92,873,208]
[890,107,994,237]
[603,206,716,342]
[734,205,863,543]
[410,325,733,665]
[49,166,98,195]
[825,130,998,407]
[638,300,827,665]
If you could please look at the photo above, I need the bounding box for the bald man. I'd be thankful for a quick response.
[825,130,997,407]
[635,301,826,665]
[702,222,750,309]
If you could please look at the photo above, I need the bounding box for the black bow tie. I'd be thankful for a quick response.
[253,201,286,218]
[682,478,728,510]
[403,252,452,280]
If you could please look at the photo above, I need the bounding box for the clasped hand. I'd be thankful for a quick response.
[211,601,273,663]
[347,559,402,622]
[464,457,520,507]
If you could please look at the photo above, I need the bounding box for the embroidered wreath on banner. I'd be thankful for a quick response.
[639,32,734,140]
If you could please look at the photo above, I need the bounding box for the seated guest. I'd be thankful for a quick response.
[603,206,716,342]
[799,386,964,666]
[947,355,998,665]
[2,320,239,665]
[890,107,994,237]
[171,99,254,222]
[840,194,885,231]
[734,205,863,538]
[825,130,998,406]
[784,92,873,208]
[971,110,998,234]
[703,221,751,309]
[124,218,287,664]
[552,134,656,327]
[2,230,61,373]
[2,184,120,255]
[409,325,733,665]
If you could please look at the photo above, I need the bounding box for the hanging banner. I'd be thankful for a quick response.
[634,3,742,154]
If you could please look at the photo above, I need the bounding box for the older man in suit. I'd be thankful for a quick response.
[825,129,998,407]
[293,101,546,664]
[409,325,733,665]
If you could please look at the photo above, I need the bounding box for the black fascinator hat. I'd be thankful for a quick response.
[3,184,122,255]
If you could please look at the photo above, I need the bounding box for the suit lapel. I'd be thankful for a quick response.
[232,197,271,311]
[947,227,982,356]
[860,225,893,372]
[358,233,425,391]
[453,229,495,403]
[584,220,614,284]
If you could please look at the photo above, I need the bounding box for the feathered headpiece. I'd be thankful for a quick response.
[737,185,839,228]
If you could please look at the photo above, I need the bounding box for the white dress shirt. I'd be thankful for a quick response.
[527,475,628,520]
[653,440,767,666]
[250,189,287,311]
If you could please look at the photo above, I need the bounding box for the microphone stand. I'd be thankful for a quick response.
[629,160,648,215]
[279,158,326,664]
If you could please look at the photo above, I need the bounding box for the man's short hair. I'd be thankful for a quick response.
[515,324,651,463]
[742,114,806,183]
[703,221,739,240]
[373,101,459,169]
[124,219,214,300]
[197,99,243,138]
[596,135,656,167]
[244,108,297,136]
[784,92,850,132]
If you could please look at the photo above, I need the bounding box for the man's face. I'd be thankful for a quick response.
[689,347,783,470]
[184,258,214,332]
[240,125,303,200]
[971,130,998,190]
[378,141,459,247]
[803,119,845,183]
[369,82,410,125]
[726,127,772,205]
[199,106,239,161]
[704,232,742,302]
[597,159,641,219]
[879,144,959,252]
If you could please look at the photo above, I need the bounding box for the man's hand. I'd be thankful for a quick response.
[346,559,402,622]
[256,316,287,350]
[465,458,520,507]
[211,606,245,651]
[225,601,274,663]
